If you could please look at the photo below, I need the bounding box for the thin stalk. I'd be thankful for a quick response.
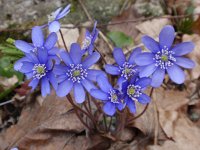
[67,94,96,126]
[108,116,113,131]
[59,29,68,51]
[103,115,108,131]
[128,87,154,123]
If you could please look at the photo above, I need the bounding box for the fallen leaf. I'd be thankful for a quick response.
[0,94,86,150]
[147,115,200,150]
[58,24,79,50]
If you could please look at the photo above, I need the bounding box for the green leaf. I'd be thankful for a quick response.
[107,31,134,47]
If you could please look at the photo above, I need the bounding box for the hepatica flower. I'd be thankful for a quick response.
[135,25,195,87]
[122,77,151,113]
[81,22,99,54]
[54,43,104,103]
[105,47,141,84]
[90,75,125,116]
[47,4,71,32]
[14,26,60,70]
[15,50,58,97]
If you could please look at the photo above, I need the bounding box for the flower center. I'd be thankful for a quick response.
[82,36,92,50]
[73,70,81,77]
[67,64,88,83]
[161,55,168,61]
[119,62,136,79]
[127,84,142,101]
[33,64,47,79]
[153,46,176,69]
[109,90,119,104]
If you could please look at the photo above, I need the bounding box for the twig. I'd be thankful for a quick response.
[0,13,199,33]
[77,0,113,52]
[59,29,68,51]
[0,99,15,107]
[67,94,96,127]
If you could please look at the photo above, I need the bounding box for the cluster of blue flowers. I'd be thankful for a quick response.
[14,4,195,116]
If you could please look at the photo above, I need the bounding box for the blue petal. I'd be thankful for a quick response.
[49,21,60,32]
[135,77,151,88]
[87,69,106,81]
[142,35,160,53]
[88,45,94,55]
[172,42,194,56]
[44,32,58,49]
[103,102,116,116]
[175,57,195,69]
[57,75,68,83]
[48,55,61,64]
[53,7,62,17]
[82,52,100,68]
[47,72,58,90]
[41,76,50,97]
[56,79,73,97]
[167,64,185,84]
[20,62,34,73]
[97,75,112,93]
[14,57,29,71]
[29,78,39,91]
[26,52,39,63]
[139,63,157,77]
[117,103,125,111]
[59,51,73,65]
[26,72,33,79]
[53,64,68,75]
[70,43,82,64]
[15,40,34,53]
[104,64,119,75]
[46,59,53,70]
[48,47,60,55]
[38,48,48,64]
[126,98,136,114]
[32,26,44,47]
[90,89,108,100]
[113,48,126,66]
[74,83,85,103]
[151,68,165,88]
[135,52,154,66]
[117,76,126,87]
[81,79,97,92]
[128,47,142,64]
[159,25,175,48]
[56,4,71,20]
[138,93,151,104]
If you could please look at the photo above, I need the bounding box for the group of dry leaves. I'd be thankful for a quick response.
[1,2,200,150]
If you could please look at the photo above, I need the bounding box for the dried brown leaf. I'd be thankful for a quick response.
[0,94,85,150]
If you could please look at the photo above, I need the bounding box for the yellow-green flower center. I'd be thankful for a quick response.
[73,70,81,77]
[111,94,118,102]
[128,87,135,95]
[161,55,168,62]
[37,66,45,74]
[125,68,131,74]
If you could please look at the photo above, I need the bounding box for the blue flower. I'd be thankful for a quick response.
[54,43,104,103]
[135,25,195,87]
[90,75,125,116]
[15,50,58,97]
[47,4,71,32]
[14,26,60,70]
[81,21,99,54]
[105,47,141,85]
[122,76,151,114]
